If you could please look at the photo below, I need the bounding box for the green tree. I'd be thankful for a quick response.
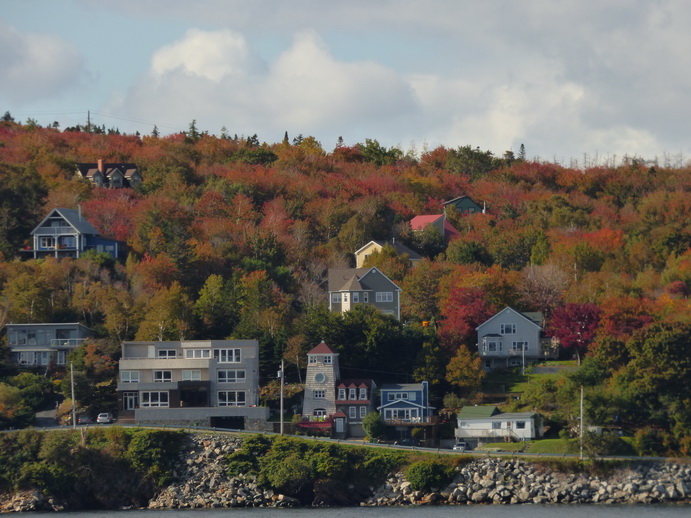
[362,411,386,440]
[445,345,485,395]
[135,282,193,341]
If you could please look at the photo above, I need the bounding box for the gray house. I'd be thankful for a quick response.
[443,195,484,215]
[477,307,558,371]
[75,159,142,189]
[6,322,93,367]
[328,267,402,320]
[20,208,121,260]
[117,340,269,430]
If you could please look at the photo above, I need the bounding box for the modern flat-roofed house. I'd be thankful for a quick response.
[456,405,544,447]
[6,322,93,367]
[328,267,401,320]
[477,307,558,372]
[20,208,121,260]
[354,239,423,268]
[75,159,142,189]
[117,340,269,430]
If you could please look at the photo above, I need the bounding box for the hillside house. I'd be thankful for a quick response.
[75,159,142,189]
[20,208,121,260]
[354,240,422,268]
[328,267,402,320]
[442,195,484,215]
[7,322,93,367]
[477,307,558,372]
[409,214,459,241]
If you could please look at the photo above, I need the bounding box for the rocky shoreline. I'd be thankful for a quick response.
[2,434,690,512]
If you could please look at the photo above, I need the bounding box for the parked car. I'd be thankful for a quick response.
[452,441,468,452]
[395,437,419,447]
[77,415,92,425]
[96,412,114,424]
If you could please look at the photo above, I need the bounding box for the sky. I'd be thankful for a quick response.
[2,0,691,165]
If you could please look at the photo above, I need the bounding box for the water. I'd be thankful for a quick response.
[20,505,691,518]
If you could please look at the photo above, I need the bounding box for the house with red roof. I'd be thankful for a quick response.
[409,214,459,241]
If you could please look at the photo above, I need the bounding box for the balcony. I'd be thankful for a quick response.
[50,338,86,348]
[383,416,438,426]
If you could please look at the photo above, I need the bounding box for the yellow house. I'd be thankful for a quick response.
[354,240,422,268]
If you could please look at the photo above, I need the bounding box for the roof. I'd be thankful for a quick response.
[76,162,139,176]
[337,379,375,389]
[409,214,443,231]
[354,240,423,261]
[328,267,400,292]
[476,307,544,331]
[33,208,100,236]
[458,406,501,418]
[381,383,426,391]
[307,340,337,355]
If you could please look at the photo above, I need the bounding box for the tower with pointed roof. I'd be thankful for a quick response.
[302,341,340,417]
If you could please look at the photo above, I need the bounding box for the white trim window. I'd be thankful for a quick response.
[182,370,201,381]
[218,390,246,407]
[343,293,349,303]
[376,292,394,303]
[185,349,210,359]
[153,370,172,382]
[309,355,317,364]
[331,293,342,303]
[338,388,346,400]
[121,371,140,383]
[141,391,169,407]
[359,388,367,400]
[215,348,241,363]
[314,390,325,399]
[349,388,356,400]
[360,406,367,419]
[157,349,177,358]
[217,369,246,383]
[352,292,360,303]
[500,323,517,335]
[512,341,528,351]
[363,292,369,303]
[516,421,526,430]
[349,406,357,419]
[387,392,409,401]
[40,236,55,249]
[323,355,332,364]
[313,408,326,417]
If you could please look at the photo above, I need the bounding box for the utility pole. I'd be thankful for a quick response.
[579,385,584,460]
[70,363,77,429]
[278,359,285,435]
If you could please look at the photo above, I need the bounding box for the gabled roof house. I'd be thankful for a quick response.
[409,214,459,241]
[354,239,422,268]
[75,159,142,189]
[328,267,402,320]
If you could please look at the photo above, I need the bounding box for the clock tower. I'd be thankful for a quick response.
[302,340,340,417]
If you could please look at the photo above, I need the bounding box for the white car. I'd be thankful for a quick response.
[96,412,113,424]
[452,442,468,452]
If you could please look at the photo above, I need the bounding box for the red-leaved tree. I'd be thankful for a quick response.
[548,303,601,365]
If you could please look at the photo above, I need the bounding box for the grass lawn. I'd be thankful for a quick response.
[526,438,576,454]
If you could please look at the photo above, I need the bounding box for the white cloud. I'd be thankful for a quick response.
[0,22,84,103]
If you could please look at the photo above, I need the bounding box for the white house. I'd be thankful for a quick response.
[456,406,544,446]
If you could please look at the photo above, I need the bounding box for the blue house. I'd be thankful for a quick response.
[21,208,121,259]
[377,382,434,423]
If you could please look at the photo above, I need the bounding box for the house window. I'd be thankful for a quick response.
[492,421,501,429]
[363,292,369,303]
[349,388,356,400]
[141,391,169,407]
[359,388,367,400]
[349,407,357,419]
[185,349,210,359]
[512,341,528,351]
[154,370,172,382]
[313,408,326,417]
[218,390,246,407]
[331,293,342,303]
[486,340,500,352]
[182,370,201,381]
[314,390,325,399]
[343,293,348,303]
[388,392,409,401]
[309,355,317,364]
[376,292,393,303]
[323,355,332,364]
[215,348,241,363]
[516,421,526,430]
[510,358,522,366]
[352,292,359,303]
[157,349,177,358]
[121,371,140,383]
[338,388,346,400]
[56,351,66,365]
[500,323,516,334]
[40,236,55,249]
[217,370,246,383]
[360,406,367,418]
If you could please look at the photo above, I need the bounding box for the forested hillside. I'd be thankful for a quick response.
[0,117,689,454]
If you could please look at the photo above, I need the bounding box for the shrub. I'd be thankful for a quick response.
[405,460,455,492]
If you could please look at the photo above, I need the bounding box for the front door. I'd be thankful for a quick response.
[124,392,139,411]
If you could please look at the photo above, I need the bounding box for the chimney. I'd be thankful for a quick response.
[97,159,104,173]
